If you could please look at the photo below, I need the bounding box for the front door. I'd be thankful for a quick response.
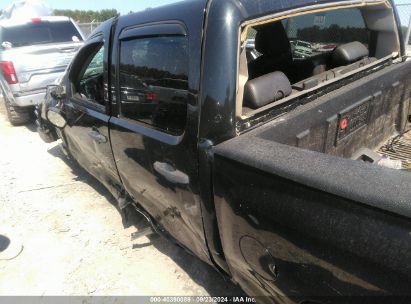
[62,33,122,198]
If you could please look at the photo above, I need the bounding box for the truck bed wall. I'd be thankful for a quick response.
[249,60,411,158]
[212,60,411,300]
[213,145,411,299]
[213,126,411,301]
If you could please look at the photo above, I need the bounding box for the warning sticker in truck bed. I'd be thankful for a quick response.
[336,96,371,142]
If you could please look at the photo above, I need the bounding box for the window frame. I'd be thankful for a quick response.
[115,21,189,136]
[235,0,398,122]
[68,34,107,113]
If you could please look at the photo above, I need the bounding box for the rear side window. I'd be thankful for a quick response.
[119,36,188,135]
[1,21,82,48]
[282,8,369,60]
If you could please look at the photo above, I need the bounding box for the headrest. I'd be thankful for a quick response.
[244,71,292,109]
[254,22,291,57]
[332,41,369,66]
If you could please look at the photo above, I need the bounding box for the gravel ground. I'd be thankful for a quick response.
[0,100,243,297]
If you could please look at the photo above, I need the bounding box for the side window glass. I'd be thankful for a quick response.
[119,35,188,135]
[74,44,105,106]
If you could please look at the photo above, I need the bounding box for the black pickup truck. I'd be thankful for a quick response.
[37,0,411,302]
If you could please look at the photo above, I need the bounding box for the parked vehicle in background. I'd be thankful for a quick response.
[290,40,314,58]
[38,0,411,302]
[0,16,84,125]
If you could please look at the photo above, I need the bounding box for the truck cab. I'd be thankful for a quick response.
[41,0,411,302]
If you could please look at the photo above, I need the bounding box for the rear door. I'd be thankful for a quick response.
[62,28,122,199]
[109,21,210,263]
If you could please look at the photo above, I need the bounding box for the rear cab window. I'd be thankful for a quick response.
[283,9,369,61]
[0,20,82,48]
[239,2,400,120]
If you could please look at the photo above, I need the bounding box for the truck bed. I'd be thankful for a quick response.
[240,59,411,160]
[215,59,411,218]
[211,59,411,299]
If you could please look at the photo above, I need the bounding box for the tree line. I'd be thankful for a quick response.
[53,9,119,23]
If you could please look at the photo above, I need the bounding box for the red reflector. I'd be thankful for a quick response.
[340,118,348,130]
[0,61,18,84]
[145,92,157,101]
[31,17,42,23]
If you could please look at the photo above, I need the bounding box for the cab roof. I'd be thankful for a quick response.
[120,0,394,27]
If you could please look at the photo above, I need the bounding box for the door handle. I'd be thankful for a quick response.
[88,129,107,144]
[153,161,189,185]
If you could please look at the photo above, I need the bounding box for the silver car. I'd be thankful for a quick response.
[0,16,84,125]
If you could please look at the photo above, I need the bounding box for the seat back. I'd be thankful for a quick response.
[332,41,369,67]
[244,71,292,109]
[248,22,293,79]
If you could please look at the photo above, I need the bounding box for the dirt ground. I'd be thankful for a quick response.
[0,100,243,297]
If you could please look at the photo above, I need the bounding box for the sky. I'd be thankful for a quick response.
[0,0,180,15]
[395,0,411,26]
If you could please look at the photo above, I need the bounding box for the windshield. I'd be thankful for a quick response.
[1,20,82,48]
